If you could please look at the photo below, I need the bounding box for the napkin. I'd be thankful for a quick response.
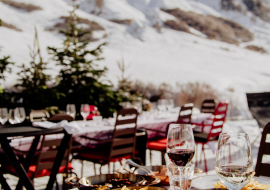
[32,120,68,128]
[32,120,80,134]
[63,121,81,134]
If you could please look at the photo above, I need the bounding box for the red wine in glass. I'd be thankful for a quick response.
[167,149,195,166]
[166,124,195,167]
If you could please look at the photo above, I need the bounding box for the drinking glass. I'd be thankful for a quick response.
[0,108,8,125]
[15,107,26,123]
[158,99,166,112]
[167,99,174,112]
[133,101,142,114]
[67,104,76,118]
[167,124,195,167]
[215,133,253,190]
[9,109,18,124]
[81,104,90,126]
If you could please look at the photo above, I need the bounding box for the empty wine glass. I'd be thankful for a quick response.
[15,107,26,123]
[157,99,166,112]
[67,104,76,118]
[166,99,174,112]
[9,109,18,124]
[133,101,142,114]
[81,104,90,127]
[215,133,253,190]
[0,108,8,125]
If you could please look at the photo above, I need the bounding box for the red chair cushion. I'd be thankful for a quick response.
[157,138,167,144]
[2,162,73,178]
[147,141,166,152]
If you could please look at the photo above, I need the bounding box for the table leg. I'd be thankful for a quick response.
[1,137,35,190]
[135,129,147,165]
[15,135,41,190]
[0,168,11,190]
[45,132,72,190]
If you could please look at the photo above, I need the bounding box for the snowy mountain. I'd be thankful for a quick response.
[1,0,270,119]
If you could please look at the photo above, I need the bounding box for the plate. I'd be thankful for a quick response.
[191,175,270,189]
[113,186,167,190]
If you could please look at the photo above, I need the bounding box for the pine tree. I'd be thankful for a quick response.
[15,27,60,110]
[0,18,15,107]
[0,19,13,82]
[48,3,122,117]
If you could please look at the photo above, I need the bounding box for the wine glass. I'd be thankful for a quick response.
[215,133,253,190]
[167,124,195,167]
[166,99,174,112]
[0,108,8,125]
[9,109,18,124]
[81,104,90,126]
[133,101,142,114]
[15,107,26,123]
[67,104,76,118]
[157,99,166,112]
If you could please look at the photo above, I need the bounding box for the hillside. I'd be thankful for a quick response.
[1,0,270,119]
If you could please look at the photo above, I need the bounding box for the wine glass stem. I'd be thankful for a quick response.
[84,118,86,126]
[178,167,184,184]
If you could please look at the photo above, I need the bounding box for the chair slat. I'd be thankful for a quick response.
[40,150,58,159]
[262,142,270,155]
[111,147,133,157]
[201,99,216,114]
[43,139,62,147]
[115,118,137,126]
[37,160,68,171]
[112,137,134,147]
[114,128,136,137]
[257,163,270,176]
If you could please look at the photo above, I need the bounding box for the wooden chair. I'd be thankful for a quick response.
[49,113,74,122]
[147,103,194,165]
[201,99,216,114]
[176,103,194,123]
[255,121,270,177]
[193,102,228,172]
[30,110,50,122]
[1,135,73,189]
[73,108,141,175]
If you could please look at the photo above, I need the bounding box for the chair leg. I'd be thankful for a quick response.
[202,144,207,173]
[113,162,115,173]
[199,144,203,164]
[100,164,102,174]
[94,163,97,176]
[149,150,152,166]
[55,177,59,190]
[81,160,84,178]
[161,152,166,165]
[195,144,198,167]
[108,163,110,174]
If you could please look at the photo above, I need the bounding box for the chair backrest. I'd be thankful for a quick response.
[201,99,216,114]
[30,110,50,122]
[177,103,194,124]
[109,108,138,161]
[206,102,228,142]
[86,105,100,120]
[246,92,270,129]
[32,135,72,179]
[255,122,270,177]
[48,113,74,122]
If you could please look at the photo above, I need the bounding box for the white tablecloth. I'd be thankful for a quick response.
[10,112,214,150]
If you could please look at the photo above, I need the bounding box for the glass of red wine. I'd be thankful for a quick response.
[167,124,195,170]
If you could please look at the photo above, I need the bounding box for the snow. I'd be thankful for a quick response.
[1,0,270,119]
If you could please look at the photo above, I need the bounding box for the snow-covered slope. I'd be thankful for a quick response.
[1,0,270,119]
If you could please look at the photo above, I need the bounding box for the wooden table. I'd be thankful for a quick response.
[0,125,72,190]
